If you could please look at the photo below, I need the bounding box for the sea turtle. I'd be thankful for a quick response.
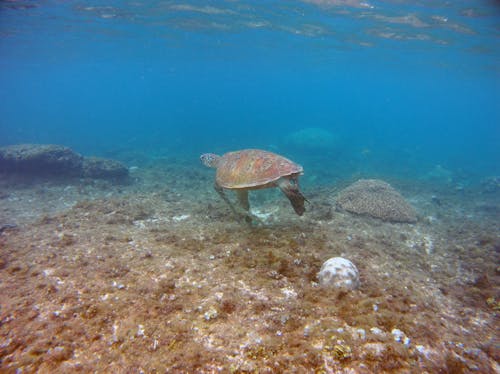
[200,149,307,223]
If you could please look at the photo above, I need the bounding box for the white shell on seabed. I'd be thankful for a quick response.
[317,257,360,290]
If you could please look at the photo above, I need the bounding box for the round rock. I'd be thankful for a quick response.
[317,257,360,290]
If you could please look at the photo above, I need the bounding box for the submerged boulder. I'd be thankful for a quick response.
[0,144,83,175]
[336,179,417,223]
[480,176,500,193]
[82,157,129,180]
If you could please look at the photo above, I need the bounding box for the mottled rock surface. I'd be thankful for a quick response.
[0,144,83,175]
[317,257,360,290]
[336,179,417,223]
[82,157,129,180]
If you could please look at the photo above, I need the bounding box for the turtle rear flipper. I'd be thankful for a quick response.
[278,178,307,216]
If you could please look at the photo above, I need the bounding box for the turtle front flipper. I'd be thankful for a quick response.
[236,190,253,224]
[215,185,261,225]
[214,184,239,216]
[236,190,265,225]
[236,190,250,211]
[277,178,307,216]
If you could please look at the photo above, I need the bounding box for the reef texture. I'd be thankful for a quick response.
[336,179,418,223]
[0,161,498,373]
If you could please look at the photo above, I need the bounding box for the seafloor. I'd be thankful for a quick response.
[0,158,498,373]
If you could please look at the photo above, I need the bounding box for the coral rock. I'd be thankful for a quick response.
[317,257,360,290]
[336,179,417,223]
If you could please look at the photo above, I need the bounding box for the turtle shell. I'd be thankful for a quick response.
[215,149,303,189]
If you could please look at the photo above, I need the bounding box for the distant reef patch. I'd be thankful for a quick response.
[0,144,128,181]
[284,127,337,152]
[336,179,417,223]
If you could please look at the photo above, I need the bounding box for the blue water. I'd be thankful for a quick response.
[1,0,499,181]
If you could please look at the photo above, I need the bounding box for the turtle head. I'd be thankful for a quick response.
[200,153,220,169]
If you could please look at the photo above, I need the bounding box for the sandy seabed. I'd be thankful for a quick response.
[0,161,498,373]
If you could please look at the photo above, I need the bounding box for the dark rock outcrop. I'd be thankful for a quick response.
[0,144,83,175]
[0,144,129,181]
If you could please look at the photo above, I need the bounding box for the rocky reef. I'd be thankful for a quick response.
[336,179,417,223]
[0,144,128,181]
[0,161,498,373]
[0,144,83,175]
